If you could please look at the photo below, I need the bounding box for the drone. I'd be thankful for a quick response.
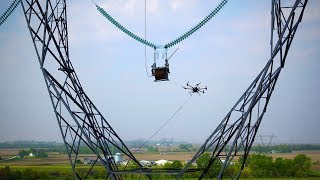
[182,82,207,96]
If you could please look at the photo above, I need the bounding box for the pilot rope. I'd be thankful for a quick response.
[139,95,192,148]
[94,0,228,49]
[144,0,152,77]
[0,0,21,27]
[123,95,192,170]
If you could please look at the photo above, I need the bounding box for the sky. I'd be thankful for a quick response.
[0,0,319,144]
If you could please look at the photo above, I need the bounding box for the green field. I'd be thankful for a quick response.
[1,165,320,179]
[1,149,320,179]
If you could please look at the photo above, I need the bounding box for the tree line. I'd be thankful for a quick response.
[1,153,316,179]
[251,144,320,153]
[18,148,48,158]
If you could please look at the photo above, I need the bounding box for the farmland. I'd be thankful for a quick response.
[1,146,320,179]
[1,150,320,165]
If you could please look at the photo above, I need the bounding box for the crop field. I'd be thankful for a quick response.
[1,149,320,165]
[0,148,23,159]
[1,149,319,179]
[268,150,320,162]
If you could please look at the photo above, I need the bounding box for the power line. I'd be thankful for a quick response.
[0,0,21,27]
[94,0,228,49]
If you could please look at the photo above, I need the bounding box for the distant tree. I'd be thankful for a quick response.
[252,145,270,153]
[179,144,194,152]
[248,154,273,177]
[18,150,29,157]
[146,147,158,152]
[277,144,292,153]
[273,157,295,177]
[30,148,37,155]
[196,153,210,168]
[240,167,251,178]
[238,155,250,167]
[196,153,221,178]
[171,160,183,169]
[293,154,311,176]
[224,165,239,178]
[36,149,48,158]
[0,156,2,160]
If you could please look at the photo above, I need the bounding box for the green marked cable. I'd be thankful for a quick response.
[95,0,228,49]
[97,5,158,49]
[0,0,21,27]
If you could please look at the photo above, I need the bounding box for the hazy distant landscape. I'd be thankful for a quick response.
[0,141,320,179]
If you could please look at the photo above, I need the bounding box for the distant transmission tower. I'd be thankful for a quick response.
[255,134,277,153]
[256,134,276,146]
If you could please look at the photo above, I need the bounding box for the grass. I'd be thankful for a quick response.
[1,165,320,179]
[1,149,320,179]
[125,178,320,180]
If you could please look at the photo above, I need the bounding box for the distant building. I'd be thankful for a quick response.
[140,160,152,166]
[121,160,129,166]
[83,157,94,165]
[155,159,172,166]
[113,153,123,164]
[29,153,34,157]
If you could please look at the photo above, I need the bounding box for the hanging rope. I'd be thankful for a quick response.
[0,0,21,27]
[138,95,192,148]
[144,0,152,77]
[123,95,192,169]
[94,0,228,49]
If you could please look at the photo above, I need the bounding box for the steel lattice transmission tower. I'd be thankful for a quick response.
[20,0,148,179]
[178,0,308,179]
[20,0,308,179]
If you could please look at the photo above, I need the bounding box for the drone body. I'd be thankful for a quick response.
[182,82,207,95]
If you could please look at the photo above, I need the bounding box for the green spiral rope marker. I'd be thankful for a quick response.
[95,0,228,49]
[164,0,228,48]
[0,0,21,27]
[96,5,159,49]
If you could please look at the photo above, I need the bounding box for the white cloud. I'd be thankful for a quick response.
[168,0,184,11]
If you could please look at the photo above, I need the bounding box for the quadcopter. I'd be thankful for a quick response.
[182,82,207,96]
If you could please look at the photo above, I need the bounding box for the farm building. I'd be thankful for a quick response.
[155,159,172,166]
